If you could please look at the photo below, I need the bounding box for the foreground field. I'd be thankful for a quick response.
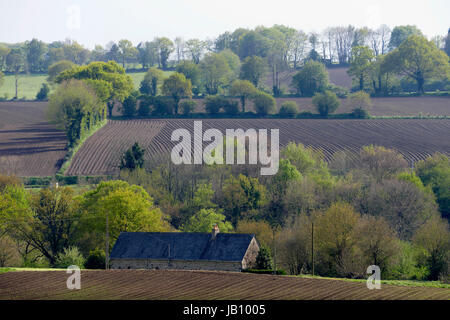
[0,270,448,300]
[0,101,66,176]
[66,118,450,176]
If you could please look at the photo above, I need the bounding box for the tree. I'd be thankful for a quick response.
[155,37,174,69]
[174,37,185,64]
[6,48,25,99]
[415,153,450,220]
[56,61,133,116]
[357,145,408,181]
[120,142,145,171]
[445,28,450,57]
[384,35,450,94]
[24,38,47,73]
[389,25,423,50]
[121,93,137,117]
[236,220,273,247]
[23,187,80,266]
[348,46,374,91]
[200,52,231,95]
[185,39,206,64]
[292,61,329,96]
[62,40,90,65]
[229,80,257,113]
[47,79,104,146]
[140,67,165,96]
[161,72,192,114]
[240,56,267,87]
[182,208,233,233]
[118,39,138,69]
[0,71,4,90]
[176,61,201,89]
[347,91,372,117]
[255,245,273,270]
[47,60,75,82]
[414,216,450,280]
[180,99,196,115]
[80,180,170,246]
[312,90,340,117]
[0,45,11,71]
[252,91,276,115]
[279,101,298,118]
[137,41,158,69]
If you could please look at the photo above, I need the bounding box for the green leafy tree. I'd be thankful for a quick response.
[161,72,192,114]
[25,38,47,73]
[252,91,276,115]
[389,25,423,50]
[348,46,374,91]
[312,90,340,117]
[185,39,206,64]
[56,61,133,116]
[240,55,267,87]
[155,37,174,69]
[80,180,171,246]
[47,60,75,82]
[6,48,25,99]
[180,99,197,115]
[121,92,138,117]
[279,101,298,118]
[415,153,450,220]
[117,39,138,69]
[120,142,145,171]
[255,245,273,270]
[445,28,450,57]
[292,61,329,96]
[140,67,165,96]
[200,52,231,95]
[229,80,257,113]
[383,35,450,94]
[0,71,4,90]
[182,208,233,233]
[176,61,201,89]
[54,247,85,268]
[347,91,372,118]
[84,249,106,269]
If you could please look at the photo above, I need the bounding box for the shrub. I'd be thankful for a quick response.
[84,249,106,269]
[348,91,372,118]
[121,93,137,117]
[120,142,145,171]
[222,99,239,115]
[242,269,287,275]
[204,95,225,114]
[279,101,298,117]
[312,90,340,117]
[255,246,273,270]
[180,99,197,115]
[53,247,85,268]
[351,108,370,118]
[153,96,174,115]
[36,83,50,100]
[138,96,154,117]
[252,91,276,115]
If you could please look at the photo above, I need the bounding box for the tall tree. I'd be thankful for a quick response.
[185,39,206,64]
[118,39,138,69]
[6,48,25,99]
[161,72,192,114]
[348,46,374,90]
[174,37,185,64]
[240,55,267,87]
[155,37,174,69]
[445,28,450,57]
[229,80,257,113]
[384,35,450,94]
[140,67,165,96]
[25,38,47,73]
[388,25,423,50]
[200,52,231,95]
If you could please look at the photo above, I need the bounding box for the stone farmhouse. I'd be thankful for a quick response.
[109,225,260,271]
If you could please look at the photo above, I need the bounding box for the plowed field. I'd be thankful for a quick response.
[0,270,448,300]
[66,118,450,176]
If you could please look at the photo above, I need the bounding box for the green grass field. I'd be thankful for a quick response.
[0,74,50,100]
[0,71,174,100]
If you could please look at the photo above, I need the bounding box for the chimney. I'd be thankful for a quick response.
[211,224,219,240]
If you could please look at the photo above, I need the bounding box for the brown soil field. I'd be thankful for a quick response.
[66,118,450,176]
[327,66,353,88]
[0,270,448,300]
[0,101,67,176]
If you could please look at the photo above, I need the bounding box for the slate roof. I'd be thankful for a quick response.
[110,232,256,262]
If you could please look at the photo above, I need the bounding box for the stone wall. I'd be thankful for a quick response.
[242,237,260,269]
[110,258,242,272]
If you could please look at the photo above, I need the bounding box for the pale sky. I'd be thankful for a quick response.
[0,0,449,48]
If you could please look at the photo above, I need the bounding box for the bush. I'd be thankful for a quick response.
[180,99,197,115]
[279,101,298,117]
[54,247,85,268]
[153,96,174,115]
[138,96,153,117]
[312,90,340,117]
[84,249,106,269]
[351,108,370,118]
[242,269,287,275]
[204,95,225,114]
[255,246,273,270]
[252,91,276,115]
[122,93,137,117]
[222,99,239,115]
[36,83,50,100]
[120,142,145,171]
